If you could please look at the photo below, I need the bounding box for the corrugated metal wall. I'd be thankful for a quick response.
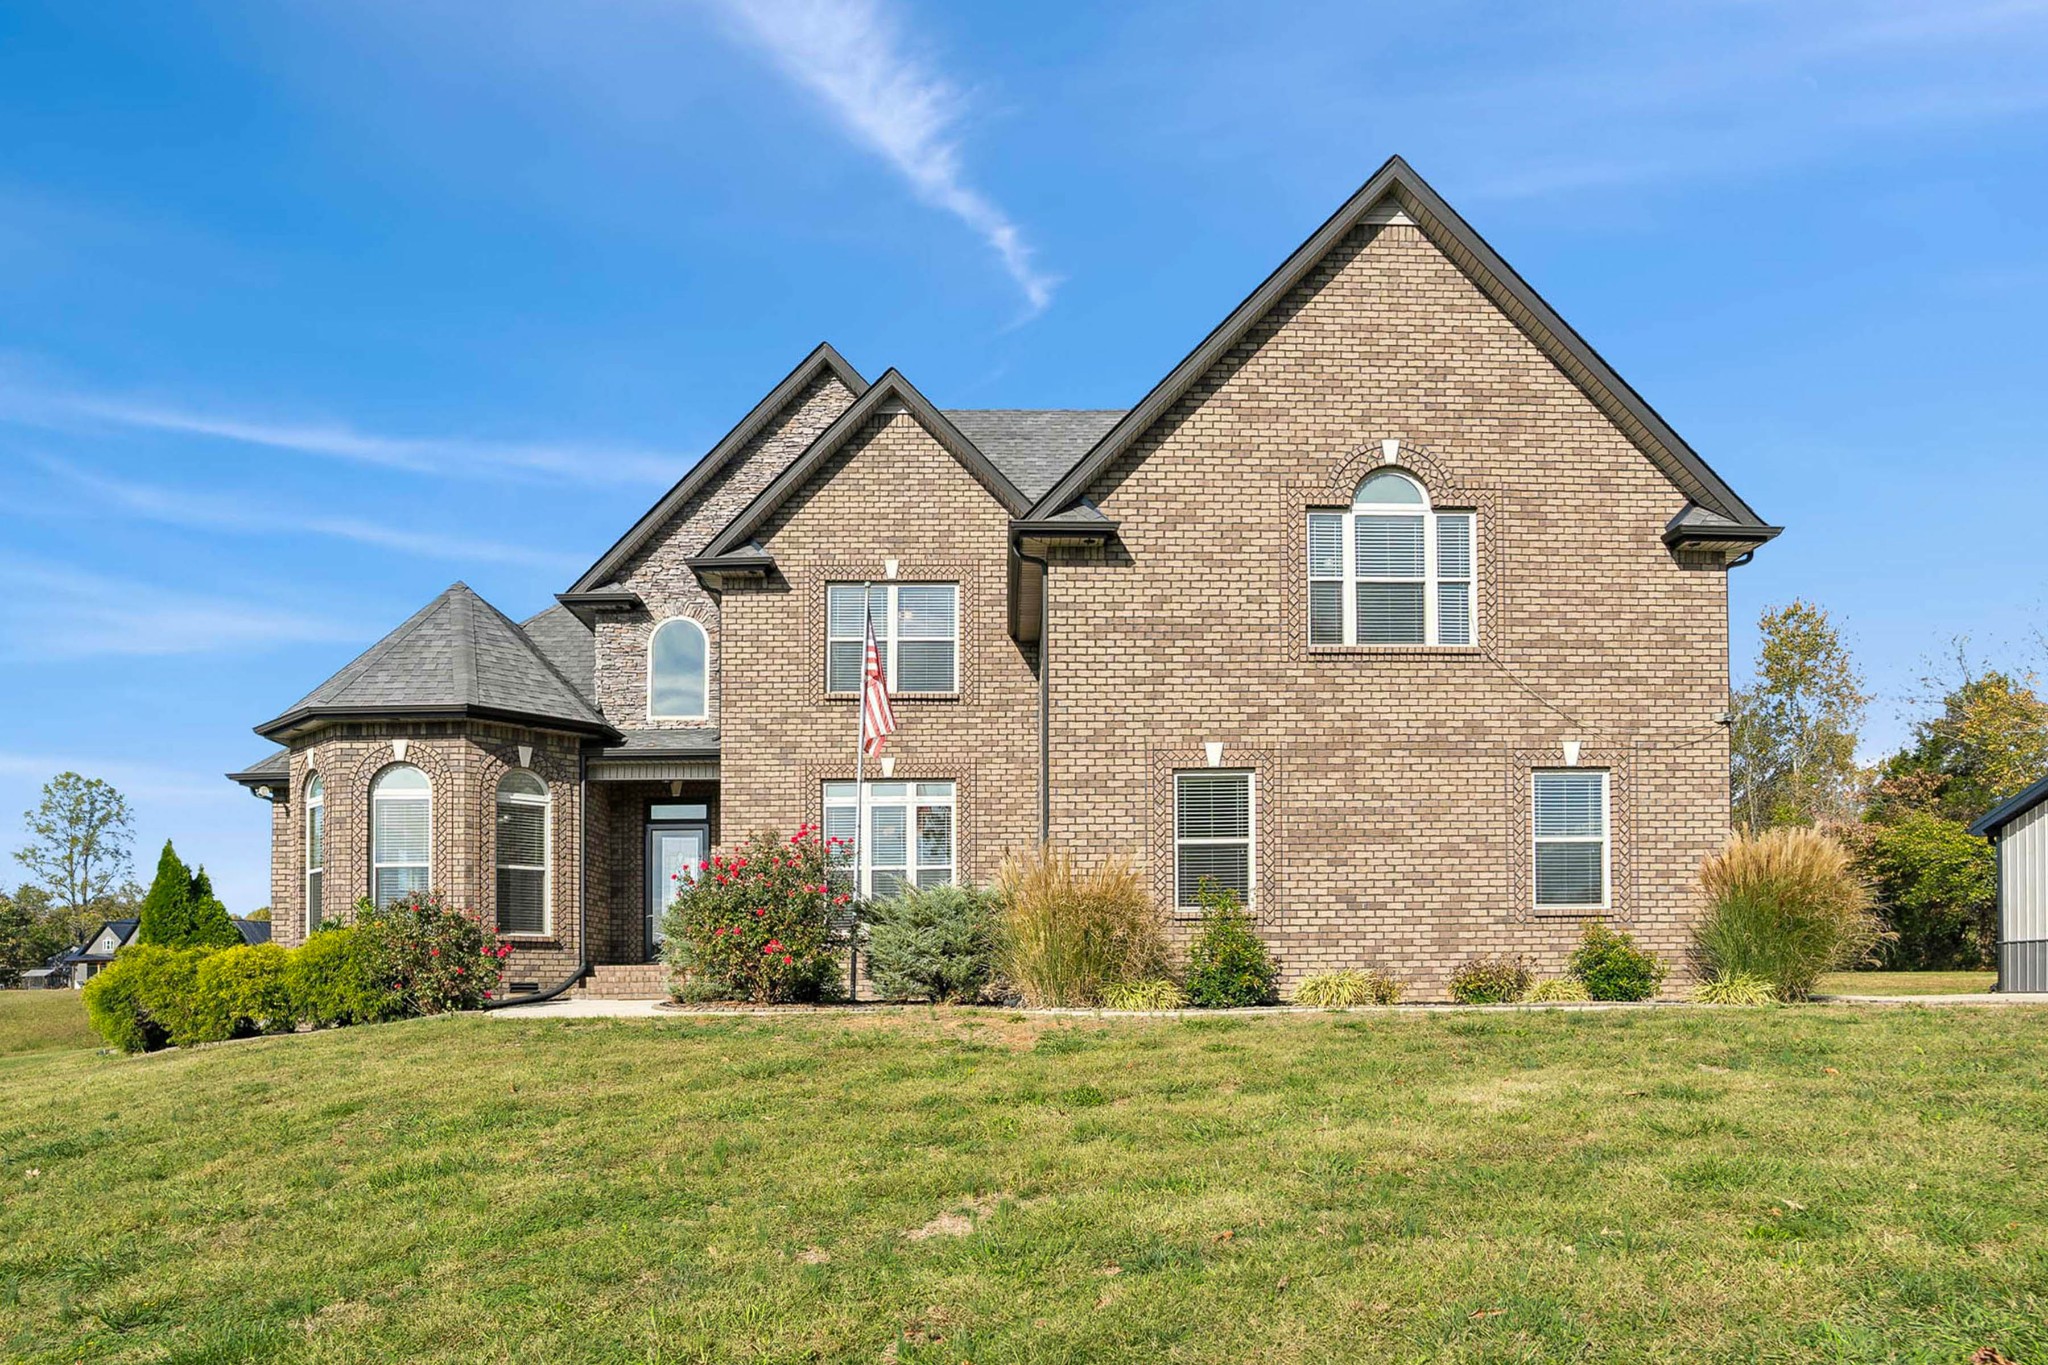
[1999,802,2048,992]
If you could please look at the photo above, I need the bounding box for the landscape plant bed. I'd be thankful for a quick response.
[6,1007,2048,1362]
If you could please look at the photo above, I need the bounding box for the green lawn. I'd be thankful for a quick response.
[1816,971,1999,996]
[4,1008,2047,1363]
[0,990,97,1059]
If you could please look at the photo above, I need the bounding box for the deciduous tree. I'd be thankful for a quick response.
[1730,601,1868,830]
[14,772,134,934]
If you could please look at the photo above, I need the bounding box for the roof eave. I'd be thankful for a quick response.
[255,703,622,745]
[555,588,645,625]
[1971,772,2048,838]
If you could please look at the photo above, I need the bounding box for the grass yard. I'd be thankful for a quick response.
[0,990,97,1060]
[5,1008,2047,1363]
[1816,971,1999,996]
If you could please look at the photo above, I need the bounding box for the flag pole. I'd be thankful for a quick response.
[851,581,870,1002]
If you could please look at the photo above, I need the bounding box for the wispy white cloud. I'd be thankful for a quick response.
[701,0,1056,313]
[0,751,247,807]
[28,456,583,572]
[0,557,365,661]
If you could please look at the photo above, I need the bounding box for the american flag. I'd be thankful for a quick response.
[861,610,897,758]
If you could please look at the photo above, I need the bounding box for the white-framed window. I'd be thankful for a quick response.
[822,780,956,898]
[1175,770,1253,911]
[1308,469,1474,646]
[648,617,709,720]
[827,583,958,695]
[370,763,432,907]
[1533,769,1610,910]
[304,772,325,932]
[495,769,550,935]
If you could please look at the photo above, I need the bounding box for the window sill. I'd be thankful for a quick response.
[1307,643,1483,657]
[824,691,961,703]
[502,934,564,945]
[1532,907,1610,920]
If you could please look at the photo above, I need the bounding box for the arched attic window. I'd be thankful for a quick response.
[648,618,708,721]
[1307,469,1474,646]
[304,773,325,932]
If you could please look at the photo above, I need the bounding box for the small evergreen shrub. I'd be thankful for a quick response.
[1525,978,1592,1003]
[136,841,243,949]
[355,891,511,1014]
[189,943,297,1042]
[1692,973,1778,1005]
[1694,828,1884,1000]
[288,926,400,1027]
[863,884,1000,1003]
[1568,922,1668,1001]
[995,846,1167,1008]
[661,825,845,1004]
[1183,883,1278,1008]
[1292,969,1402,1008]
[1448,954,1532,1004]
[1099,979,1189,1010]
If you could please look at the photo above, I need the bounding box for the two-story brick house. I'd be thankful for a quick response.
[229,158,1777,999]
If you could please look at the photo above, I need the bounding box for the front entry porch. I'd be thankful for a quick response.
[589,776,718,967]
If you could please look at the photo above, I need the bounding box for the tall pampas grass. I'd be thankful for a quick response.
[1693,827,1885,1000]
[994,846,1167,1008]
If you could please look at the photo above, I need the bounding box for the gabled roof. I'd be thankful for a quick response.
[567,343,867,593]
[943,410,1125,502]
[701,370,1031,558]
[257,583,617,742]
[1972,773,2048,839]
[1028,156,1773,538]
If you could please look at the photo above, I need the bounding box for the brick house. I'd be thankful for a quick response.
[229,158,1777,1000]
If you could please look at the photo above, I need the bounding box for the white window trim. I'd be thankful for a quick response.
[823,780,957,898]
[495,771,552,937]
[370,765,432,907]
[1174,770,1255,914]
[647,617,710,722]
[304,773,325,933]
[1532,769,1612,912]
[1308,473,1476,647]
[826,583,959,696]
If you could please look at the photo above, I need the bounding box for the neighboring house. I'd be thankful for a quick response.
[63,917,273,988]
[1970,776,2048,993]
[229,157,1777,999]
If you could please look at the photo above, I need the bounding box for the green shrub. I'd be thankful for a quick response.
[995,847,1167,1008]
[1694,828,1884,1000]
[1183,884,1278,1008]
[1448,954,1531,1004]
[1100,978,1190,1010]
[863,884,999,1003]
[82,944,208,1052]
[288,926,401,1027]
[1292,969,1402,1008]
[1855,811,1996,969]
[1568,922,1668,1001]
[355,890,511,1014]
[1525,978,1591,1003]
[660,825,843,1004]
[1692,973,1778,1005]
[189,943,297,1042]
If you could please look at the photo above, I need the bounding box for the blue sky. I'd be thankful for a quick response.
[3,0,2046,911]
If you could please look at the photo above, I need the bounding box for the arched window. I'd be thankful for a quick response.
[304,773,326,932]
[1307,468,1474,646]
[495,770,550,935]
[648,618,708,720]
[370,764,431,906]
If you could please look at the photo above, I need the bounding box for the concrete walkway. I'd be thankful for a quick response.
[487,992,2048,1020]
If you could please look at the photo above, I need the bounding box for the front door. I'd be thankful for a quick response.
[646,805,709,960]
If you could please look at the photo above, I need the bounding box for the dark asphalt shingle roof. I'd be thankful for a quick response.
[235,919,273,946]
[259,583,612,739]
[603,728,721,756]
[942,410,1125,502]
[519,604,596,703]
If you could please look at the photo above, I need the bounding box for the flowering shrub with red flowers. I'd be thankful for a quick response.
[352,890,511,1015]
[659,825,846,1003]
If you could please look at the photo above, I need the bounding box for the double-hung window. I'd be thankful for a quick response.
[1175,771,1253,910]
[822,780,956,898]
[370,764,432,907]
[1533,770,1609,910]
[495,770,550,935]
[1309,469,1474,646]
[827,583,958,695]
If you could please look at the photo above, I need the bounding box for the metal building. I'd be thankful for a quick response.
[1971,775,2048,993]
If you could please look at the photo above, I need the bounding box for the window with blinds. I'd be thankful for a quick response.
[495,770,549,935]
[304,773,325,932]
[1533,770,1609,909]
[1175,771,1253,909]
[370,763,431,908]
[826,583,958,695]
[822,780,956,899]
[1308,469,1474,646]
[648,618,709,720]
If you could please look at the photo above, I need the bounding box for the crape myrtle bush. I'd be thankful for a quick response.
[84,889,508,1052]
[661,825,845,1004]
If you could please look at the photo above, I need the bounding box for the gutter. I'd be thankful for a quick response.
[481,753,592,1011]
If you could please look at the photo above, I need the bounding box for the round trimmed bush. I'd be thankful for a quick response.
[287,926,403,1028]
[864,883,1000,1003]
[1568,923,1668,1001]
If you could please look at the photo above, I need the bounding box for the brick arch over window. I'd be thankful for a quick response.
[473,741,579,939]
[1284,438,1504,659]
[343,742,459,908]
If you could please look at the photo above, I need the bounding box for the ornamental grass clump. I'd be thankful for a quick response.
[1525,977,1592,1003]
[1694,827,1885,1001]
[1292,969,1402,1008]
[995,846,1167,1008]
[1183,883,1279,1007]
[661,825,846,1004]
[1692,972,1778,1005]
[863,883,1000,1003]
[1099,979,1190,1010]
[1448,954,1532,1004]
